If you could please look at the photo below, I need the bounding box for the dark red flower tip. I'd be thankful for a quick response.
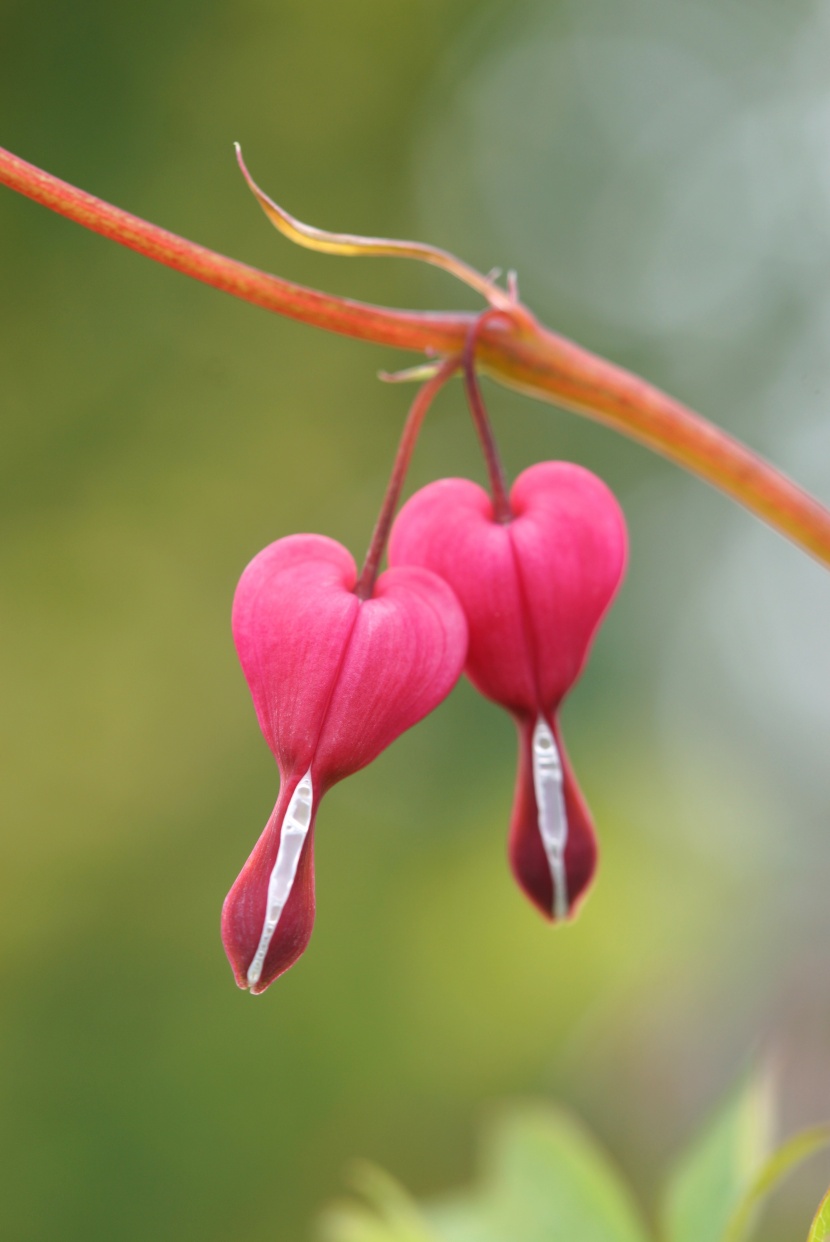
[222,774,317,994]
[509,715,597,921]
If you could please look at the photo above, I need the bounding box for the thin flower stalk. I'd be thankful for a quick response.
[463,312,513,523]
[355,356,460,600]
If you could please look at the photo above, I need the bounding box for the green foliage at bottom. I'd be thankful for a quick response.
[321,1072,830,1242]
[808,1186,830,1242]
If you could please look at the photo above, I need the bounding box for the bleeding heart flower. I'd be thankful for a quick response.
[223,533,467,993]
[388,461,627,922]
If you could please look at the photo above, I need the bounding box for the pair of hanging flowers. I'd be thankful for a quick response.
[222,305,627,992]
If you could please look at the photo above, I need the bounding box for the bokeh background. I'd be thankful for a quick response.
[2,0,830,1238]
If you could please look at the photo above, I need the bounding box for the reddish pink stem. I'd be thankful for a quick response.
[356,357,460,599]
[2,143,830,568]
[463,313,513,523]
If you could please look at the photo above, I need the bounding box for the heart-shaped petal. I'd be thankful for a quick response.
[232,533,468,789]
[388,463,626,715]
[232,534,359,781]
[313,562,469,786]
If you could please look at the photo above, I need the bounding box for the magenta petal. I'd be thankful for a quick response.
[509,463,627,704]
[389,465,627,712]
[222,774,317,993]
[509,716,597,921]
[315,564,469,785]
[232,535,467,791]
[388,477,537,713]
[232,534,360,779]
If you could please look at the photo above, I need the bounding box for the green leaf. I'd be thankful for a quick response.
[319,1162,438,1242]
[662,1070,774,1242]
[723,1125,830,1242]
[424,1105,651,1242]
[807,1184,830,1242]
[319,1204,406,1242]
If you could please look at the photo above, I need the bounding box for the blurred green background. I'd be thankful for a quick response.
[2,0,830,1238]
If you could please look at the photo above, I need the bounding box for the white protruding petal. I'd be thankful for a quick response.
[532,716,569,919]
[247,769,314,988]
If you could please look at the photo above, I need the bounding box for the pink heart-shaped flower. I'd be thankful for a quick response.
[389,462,627,921]
[223,534,467,992]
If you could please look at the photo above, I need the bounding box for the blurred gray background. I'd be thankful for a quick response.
[1,0,830,1238]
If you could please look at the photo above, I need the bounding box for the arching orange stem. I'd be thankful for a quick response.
[2,143,829,568]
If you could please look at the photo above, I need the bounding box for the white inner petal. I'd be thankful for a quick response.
[532,716,569,919]
[247,768,314,988]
